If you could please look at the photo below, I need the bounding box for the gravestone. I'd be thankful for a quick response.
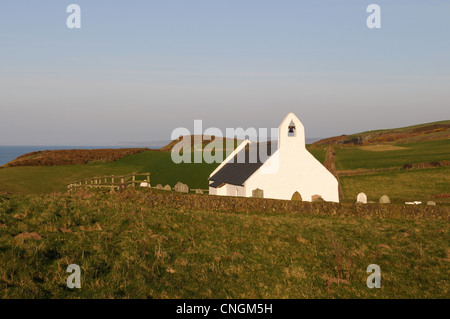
[291,191,302,201]
[174,182,189,193]
[156,184,163,190]
[312,194,324,202]
[163,184,171,191]
[252,188,264,198]
[356,192,367,204]
[427,201,436,206]
[379,195,390,204]
[195,189,203,195]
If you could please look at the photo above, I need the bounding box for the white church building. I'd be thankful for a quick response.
[208,113,339,202]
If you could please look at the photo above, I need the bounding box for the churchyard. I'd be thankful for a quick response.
[0,138,448,205]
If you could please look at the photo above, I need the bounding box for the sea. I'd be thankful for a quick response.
[0,145,151,166]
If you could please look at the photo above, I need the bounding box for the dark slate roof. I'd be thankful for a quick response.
[209,141,277,187]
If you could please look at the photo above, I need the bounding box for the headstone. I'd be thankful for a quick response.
[291,191,302,201]
[174,182,189,193]
[427,201,436,206]
[405,201,422,205]
[312,194,324,202]
[156,184,163,190]
[163,184,171,191]
[356,192,367,204]
[252,188,264,198]
[195,189,203,195]
[379,195,390,204]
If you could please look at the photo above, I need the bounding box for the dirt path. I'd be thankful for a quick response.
[324,146,344,200]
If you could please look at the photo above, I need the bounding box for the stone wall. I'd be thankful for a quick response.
[112,188,449,220]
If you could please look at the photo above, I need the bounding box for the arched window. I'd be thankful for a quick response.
[288,120,296,137]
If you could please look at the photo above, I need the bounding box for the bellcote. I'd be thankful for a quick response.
[278,113,305,150]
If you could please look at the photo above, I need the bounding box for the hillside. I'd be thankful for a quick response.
[312,120,450,146]
[159,135,242,152]
[1,148,149,168]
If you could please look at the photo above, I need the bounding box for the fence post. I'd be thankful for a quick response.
[132,174,135,188]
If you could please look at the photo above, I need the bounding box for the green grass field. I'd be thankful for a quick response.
[0,190,448,298]
[0,151,219,194]
[335,139,450,170]
[307,148,326,164]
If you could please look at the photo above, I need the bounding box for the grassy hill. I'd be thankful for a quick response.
[0,189,448,298]
[2,148,148,168]
[313,120,450,146]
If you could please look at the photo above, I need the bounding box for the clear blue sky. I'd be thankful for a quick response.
[0,0,449,145]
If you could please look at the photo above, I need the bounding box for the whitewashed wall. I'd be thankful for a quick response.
[209,182,245,197]
[244,150,339,202]
[209,183,218,196]
[245,113,339,202]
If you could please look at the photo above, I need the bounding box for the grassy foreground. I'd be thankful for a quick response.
[0,189,448,298]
